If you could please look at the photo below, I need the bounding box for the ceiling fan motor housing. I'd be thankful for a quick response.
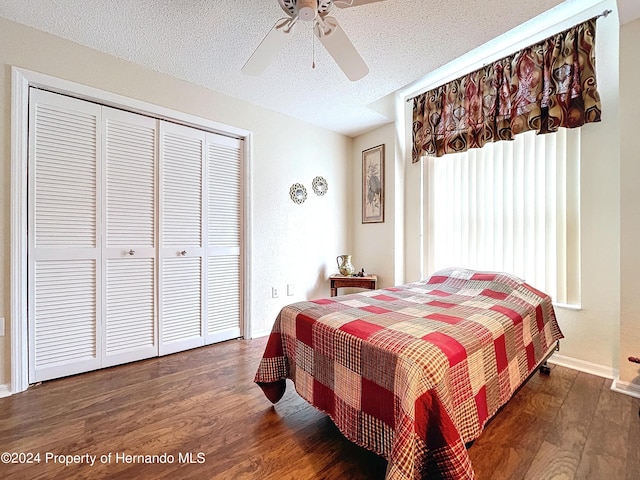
[298,0,317,20]
[279,0,334,20]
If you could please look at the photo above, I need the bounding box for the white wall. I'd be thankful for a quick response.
[619,16,640,384]
[552,5,620,372]
[0,17,352,390]
[350,123,398,288]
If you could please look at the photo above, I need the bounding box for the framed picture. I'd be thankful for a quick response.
[362,144,385,223]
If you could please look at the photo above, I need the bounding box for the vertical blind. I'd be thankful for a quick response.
[424,128,580,305]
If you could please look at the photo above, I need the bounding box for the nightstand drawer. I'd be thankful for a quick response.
[329,274,377,297]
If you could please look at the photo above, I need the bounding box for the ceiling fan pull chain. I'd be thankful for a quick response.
[312,25,316,69]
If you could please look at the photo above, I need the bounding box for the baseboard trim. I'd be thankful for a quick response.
[0,383,12,398]
[548,353,640,400]
[250,328,272,339]
[611,378,640,399]
[548,353,618,379]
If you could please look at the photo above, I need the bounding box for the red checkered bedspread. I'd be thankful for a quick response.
[254,268,563,479]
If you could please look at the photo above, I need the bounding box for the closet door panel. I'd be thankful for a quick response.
[207,136,242,250]
[105,258,156,363]
[105,109,156,248]
[161,257,203,350]
[205,134,243,344]
[32,260,98,381]
[103,107,158,366]
[162,127,204,247]
[32,97,99,249]
[159,121,205,355]
[28,89,102,382]
[207,255,241,342]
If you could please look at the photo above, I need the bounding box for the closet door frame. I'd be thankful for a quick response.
[10,67,253,395]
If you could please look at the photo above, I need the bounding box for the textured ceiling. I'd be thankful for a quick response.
[1,0,636,137]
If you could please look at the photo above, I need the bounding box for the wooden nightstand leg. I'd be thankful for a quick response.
[330,287,337,297]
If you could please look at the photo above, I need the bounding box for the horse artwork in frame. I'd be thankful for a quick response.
[362,144,384,224]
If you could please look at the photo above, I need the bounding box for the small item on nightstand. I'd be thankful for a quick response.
[336,255,355,276]
[356,268,366,277]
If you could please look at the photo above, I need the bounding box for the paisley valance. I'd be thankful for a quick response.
[411,17,602,162]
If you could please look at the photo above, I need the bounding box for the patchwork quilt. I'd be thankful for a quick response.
[254,268,563,479]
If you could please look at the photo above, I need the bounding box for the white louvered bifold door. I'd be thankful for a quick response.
[159,121,206,355]
[103,107,158,366]
[205,133,243,344]
[28,91,244,382]
[28,89,102,382]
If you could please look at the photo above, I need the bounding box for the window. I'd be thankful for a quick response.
[423,128,580,306]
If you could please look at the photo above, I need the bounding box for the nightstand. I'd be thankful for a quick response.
[329,274,377,297]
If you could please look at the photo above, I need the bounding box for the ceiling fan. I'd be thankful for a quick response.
[242,0,386,82]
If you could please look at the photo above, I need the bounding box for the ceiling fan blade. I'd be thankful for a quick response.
[242,18,296,76]
[333,0,387,8]
[316,16,369,81]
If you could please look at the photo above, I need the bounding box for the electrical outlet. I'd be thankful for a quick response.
[0,318,4,337]
[271,287,279,298]
[287,284,295,296]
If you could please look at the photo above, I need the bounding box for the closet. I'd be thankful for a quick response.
[28,89,243,383]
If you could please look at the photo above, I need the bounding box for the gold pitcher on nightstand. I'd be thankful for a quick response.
[336,255,355,276]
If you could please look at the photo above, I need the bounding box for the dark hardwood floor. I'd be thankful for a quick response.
[0,337,638,479]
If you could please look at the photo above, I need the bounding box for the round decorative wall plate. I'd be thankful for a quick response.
[290,183,307,204]
[312,176,328,196]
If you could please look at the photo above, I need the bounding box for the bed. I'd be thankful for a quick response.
[254,267,563,479]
